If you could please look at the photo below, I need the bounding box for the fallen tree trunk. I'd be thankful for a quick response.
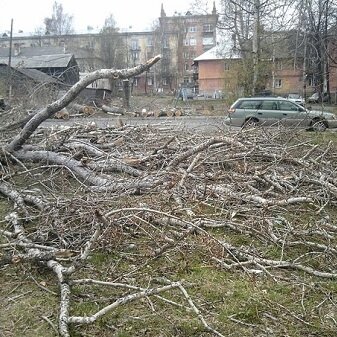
[101,104,125,115]
[11,149,158,192]
[54,108,70,119]
[70,103,95,115]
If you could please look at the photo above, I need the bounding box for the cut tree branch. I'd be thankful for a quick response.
[4,55,161,152]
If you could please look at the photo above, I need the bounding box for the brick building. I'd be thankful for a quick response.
[155,3,218,93]
[194,30,337,100]
[194,44,241,98]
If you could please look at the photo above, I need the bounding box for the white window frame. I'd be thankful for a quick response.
[202,37,214,46]
[203,24,213,32]
[274,79,282,88]
[308,75,315,87]
[147,37,153,47]
[163,39,169,48]
[189,38,196,46]
[131,40,138,50]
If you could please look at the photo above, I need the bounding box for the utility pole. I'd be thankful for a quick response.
[252,0,260,96]
[298,1,308,102]
[8,18,13,101]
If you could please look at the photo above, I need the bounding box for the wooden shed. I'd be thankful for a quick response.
[0,53,79,85]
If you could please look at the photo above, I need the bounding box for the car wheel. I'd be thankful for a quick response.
[242,117,259,128]
[311,120,327,132]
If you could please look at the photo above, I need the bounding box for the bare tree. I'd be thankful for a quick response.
[99,14,125,95]
[215,0,297,95]
[295,0,337,102]
[44,1,74,35]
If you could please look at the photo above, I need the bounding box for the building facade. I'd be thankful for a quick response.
[0,3,218,95]
[194,30,337,101]
[155,3,218,93]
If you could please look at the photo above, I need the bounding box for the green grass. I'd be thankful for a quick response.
[305,130,337,144]
[0,266,58,337]
[1,127,337,336]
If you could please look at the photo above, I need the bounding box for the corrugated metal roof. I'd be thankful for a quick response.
[16,68,61,84]
[0,54,74,68]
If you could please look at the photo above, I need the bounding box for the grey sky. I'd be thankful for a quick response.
[0,0,217,34]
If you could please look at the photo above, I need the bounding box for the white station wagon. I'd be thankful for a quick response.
[225,97,337,131]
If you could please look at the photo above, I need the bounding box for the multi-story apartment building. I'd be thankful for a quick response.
[0,3,218,95]
[194,28,337,100]
[155,3,218,93]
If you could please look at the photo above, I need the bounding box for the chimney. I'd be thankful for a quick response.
[161,3,166,17]
[212,1,217,15]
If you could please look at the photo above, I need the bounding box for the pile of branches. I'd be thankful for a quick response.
[1,57,337,336]
[1,122,337,335]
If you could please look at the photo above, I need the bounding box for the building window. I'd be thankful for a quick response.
[131,39,138,50]
[163,38,169,49]
[202,37,214,45]
[131,51,139,61]
[184,39,189,46]
[185,63,189,71]
[189,38,196,46]
[203,24,213,32]
[184,51,189,59]
[147,37,153,46]
[183,77,190,84]
[163,78,168,86]
[274,79,282,88]
[224,63,230,71]
[307,75,315,87]
[147,77,153,86]
[189,26,196,32]
[133,78,138,86]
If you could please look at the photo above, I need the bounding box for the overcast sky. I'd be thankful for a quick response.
[0,0,217,34]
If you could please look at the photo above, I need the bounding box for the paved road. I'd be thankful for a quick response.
[42,115,233,133]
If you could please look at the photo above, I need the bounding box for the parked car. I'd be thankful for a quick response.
[285,93,305,106]
[307,92,329,104]
[224,97,337,131]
